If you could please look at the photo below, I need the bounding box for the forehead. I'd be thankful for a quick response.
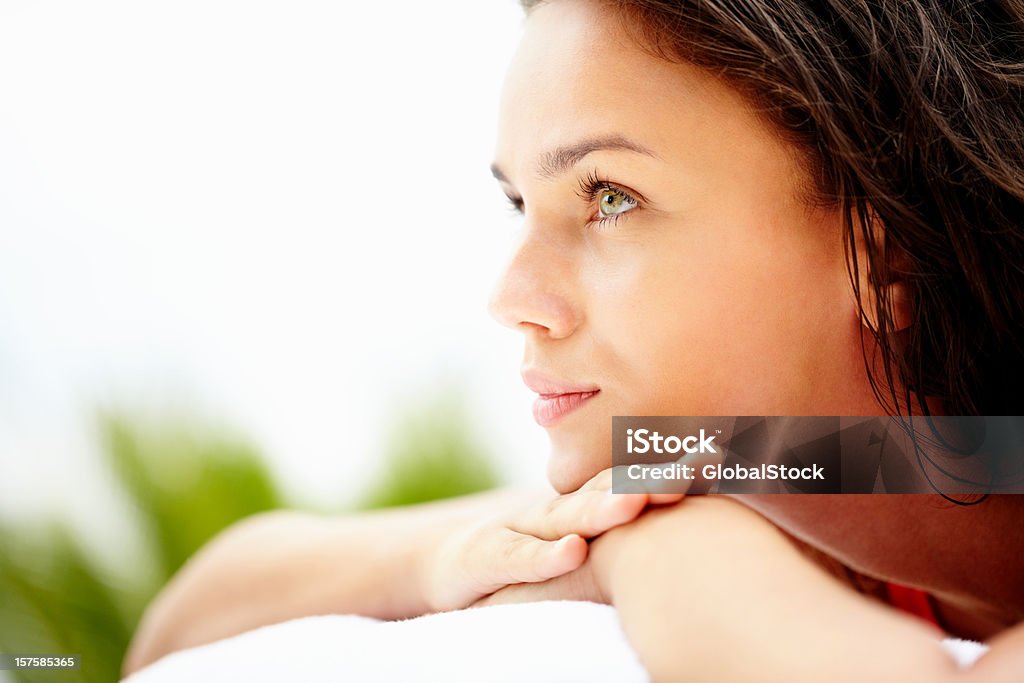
[494,0,792,185]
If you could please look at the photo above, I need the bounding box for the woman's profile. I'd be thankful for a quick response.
[122,1,1024,680]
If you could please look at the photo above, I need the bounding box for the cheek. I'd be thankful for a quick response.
[582,215,855,415]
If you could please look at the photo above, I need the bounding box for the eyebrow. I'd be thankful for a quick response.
[490,134,658,185]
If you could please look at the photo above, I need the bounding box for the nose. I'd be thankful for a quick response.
[487,226,581,339]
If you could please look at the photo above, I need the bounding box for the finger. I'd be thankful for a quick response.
[583,464,690,499]
[577,464,635,492]
[648,492,686,505]
[469,581,548,609]
[470,565,601,609]
[578,466,615,492]
[511,465,656,540]
[472,529,589,593]
[507,488,649,541]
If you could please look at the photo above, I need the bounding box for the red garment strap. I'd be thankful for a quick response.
[884,582,943,632]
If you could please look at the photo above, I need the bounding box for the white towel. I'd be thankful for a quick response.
[940,637,989,670]
[121,600,650,683]
[122,600,988,682]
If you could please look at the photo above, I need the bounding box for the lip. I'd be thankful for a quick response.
[521,369,601,427]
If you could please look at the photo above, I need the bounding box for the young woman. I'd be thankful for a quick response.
[123,1,1024,680]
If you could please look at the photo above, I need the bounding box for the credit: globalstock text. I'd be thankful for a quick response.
[624,462,826,481]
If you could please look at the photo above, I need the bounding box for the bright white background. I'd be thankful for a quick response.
[0,0,549,565]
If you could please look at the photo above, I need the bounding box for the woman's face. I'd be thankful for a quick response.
[489,0,884,493]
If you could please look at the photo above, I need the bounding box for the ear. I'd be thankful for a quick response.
[852,205,913,334]
[862,278,912,332]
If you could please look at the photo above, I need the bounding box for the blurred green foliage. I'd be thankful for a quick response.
[0,522,137,683]
[102,416,285,583]
[0,384,501,682]
[357,385,501,509]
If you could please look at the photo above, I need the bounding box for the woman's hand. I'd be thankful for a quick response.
[467,547,608,608]
[465,488,669,610]
[420,466,684,612]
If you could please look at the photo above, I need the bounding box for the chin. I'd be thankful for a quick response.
[546,459,581,494]
[543,411,616,493]
[545,439,602,494]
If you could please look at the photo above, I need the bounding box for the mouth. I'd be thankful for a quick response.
[521,368,601,427]
[532,390,600,427]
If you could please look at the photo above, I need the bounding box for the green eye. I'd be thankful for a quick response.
[598,188,638,218]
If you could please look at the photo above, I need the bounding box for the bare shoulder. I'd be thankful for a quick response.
[611,495,888,599]
[603,494,792,555]
[723,493,1024,638]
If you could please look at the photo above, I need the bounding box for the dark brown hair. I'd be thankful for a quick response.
[522,0,1024,418]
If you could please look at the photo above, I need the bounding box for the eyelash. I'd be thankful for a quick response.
[501,170,641,228]
[505,194,525,216]
[574,170,640,229]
